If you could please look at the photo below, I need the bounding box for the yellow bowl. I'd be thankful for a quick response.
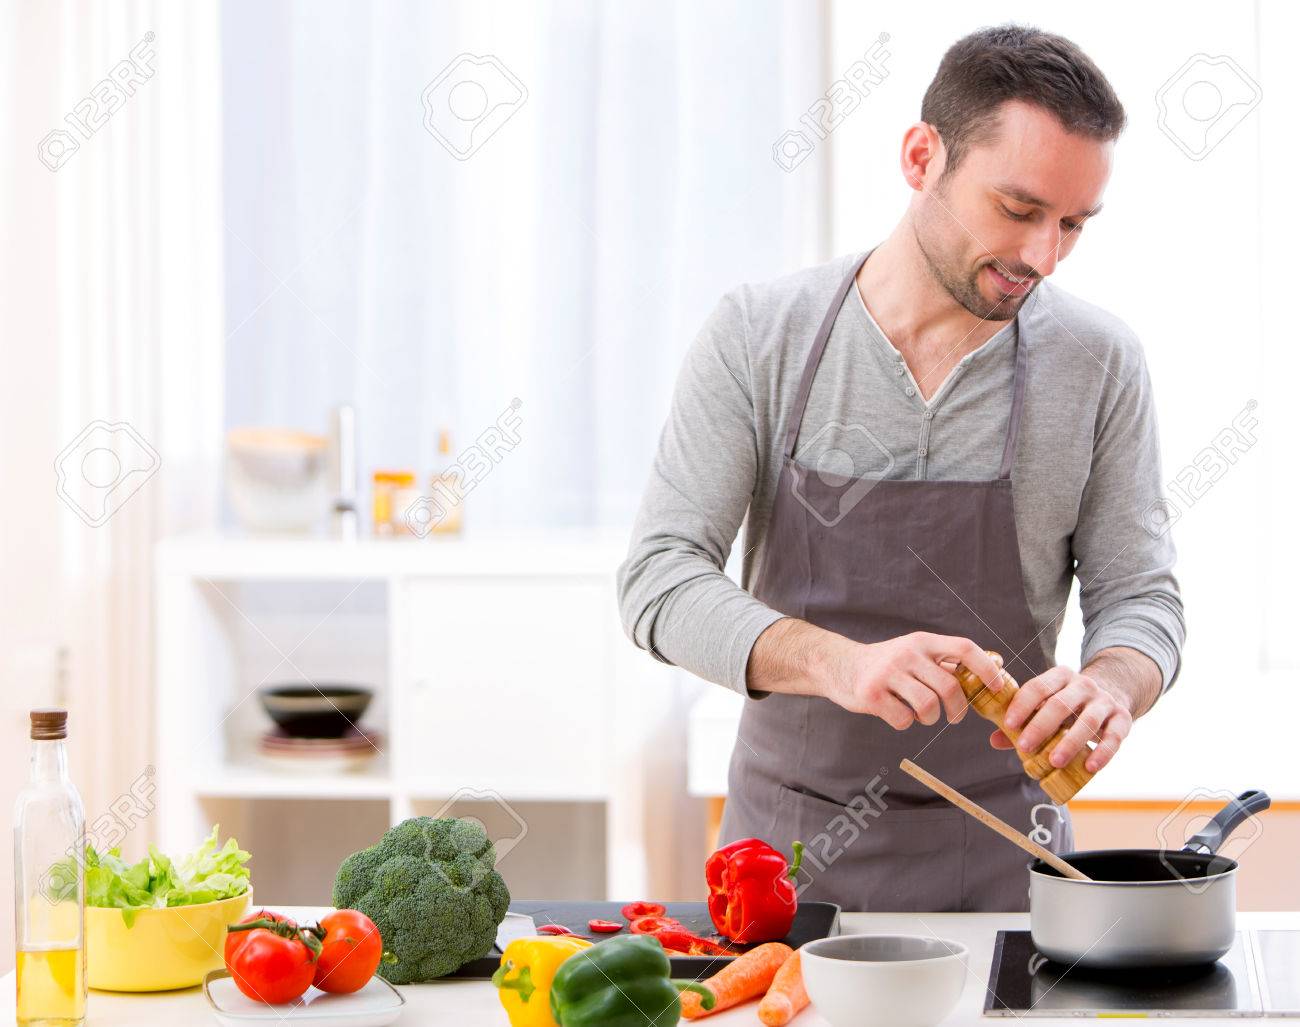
[86,889,252,992]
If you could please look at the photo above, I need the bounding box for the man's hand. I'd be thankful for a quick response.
[748,619,1003,730]
[991,647,1162,774]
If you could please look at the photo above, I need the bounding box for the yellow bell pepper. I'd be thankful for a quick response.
[492,935,593,1027]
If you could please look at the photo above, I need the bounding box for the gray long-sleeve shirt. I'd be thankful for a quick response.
[618,250,1185,695]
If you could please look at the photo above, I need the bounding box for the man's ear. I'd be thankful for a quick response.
[900,122,944,191]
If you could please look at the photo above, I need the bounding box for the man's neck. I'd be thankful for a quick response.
[855,225,1014,400]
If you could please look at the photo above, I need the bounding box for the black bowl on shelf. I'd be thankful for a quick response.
[258,685,373,738]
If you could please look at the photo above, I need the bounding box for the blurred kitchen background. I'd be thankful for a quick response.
[2,0,1298,971]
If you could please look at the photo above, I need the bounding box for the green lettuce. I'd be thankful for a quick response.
[66,826,251,927]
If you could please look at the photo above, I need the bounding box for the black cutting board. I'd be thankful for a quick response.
[451,899,840,979]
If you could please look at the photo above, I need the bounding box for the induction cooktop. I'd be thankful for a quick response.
[984,930,1300,1018]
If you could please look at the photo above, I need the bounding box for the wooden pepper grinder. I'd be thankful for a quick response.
[953,651,1095,804]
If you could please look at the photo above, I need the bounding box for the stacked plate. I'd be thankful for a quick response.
[258,727,384,774]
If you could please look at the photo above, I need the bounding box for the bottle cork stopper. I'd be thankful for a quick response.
[30,708,68,740]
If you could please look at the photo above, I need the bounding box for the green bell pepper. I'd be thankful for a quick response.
[548,934,715,1027]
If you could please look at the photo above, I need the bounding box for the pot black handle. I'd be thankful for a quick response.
[1182,789,1271,855]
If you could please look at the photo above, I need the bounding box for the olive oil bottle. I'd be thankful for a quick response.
[13,709,86,1025]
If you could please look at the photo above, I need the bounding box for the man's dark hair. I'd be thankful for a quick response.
[921,24,1126,176]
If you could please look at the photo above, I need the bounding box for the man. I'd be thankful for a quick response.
[617,25,1184,912]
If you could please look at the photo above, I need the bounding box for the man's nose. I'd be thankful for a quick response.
[1022,225,1062,278]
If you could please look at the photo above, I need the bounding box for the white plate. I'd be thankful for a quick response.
[203,970,405,1026]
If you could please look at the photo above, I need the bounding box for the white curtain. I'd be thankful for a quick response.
[220,0,828,530]
[217,0,828,900]
[0,0,224,969]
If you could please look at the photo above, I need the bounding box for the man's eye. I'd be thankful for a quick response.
[1063,220,1084,234]
[1001,205,1032,221]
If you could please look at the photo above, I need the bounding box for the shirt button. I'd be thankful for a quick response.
[923,411,933,421]
[905,387,915,397]
[919,447,928,456]
[895,366,905,376]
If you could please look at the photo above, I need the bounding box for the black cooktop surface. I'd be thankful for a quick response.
[984,930,1300,1017]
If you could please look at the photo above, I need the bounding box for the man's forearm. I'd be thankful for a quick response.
[746,617,840,698]
[1083,645,1163,719]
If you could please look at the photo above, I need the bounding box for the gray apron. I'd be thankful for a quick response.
[719,252,1074,912]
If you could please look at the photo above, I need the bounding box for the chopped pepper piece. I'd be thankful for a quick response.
[620,901,666,921]
[629,915,682,935]
[706,838,805,943]
[653,928,734,957]
[587,919,623,934]
[548,934,715,1026]
[493,935,592,1027]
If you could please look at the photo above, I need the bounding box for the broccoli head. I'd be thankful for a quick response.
[332,816,511,983]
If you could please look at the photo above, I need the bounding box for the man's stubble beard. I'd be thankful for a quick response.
[911,182,1031,323]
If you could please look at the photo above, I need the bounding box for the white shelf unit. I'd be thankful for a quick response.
[154,532,689,904]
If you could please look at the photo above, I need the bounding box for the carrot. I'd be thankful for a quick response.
[680,942,793,1019]
[758,948,808,1026]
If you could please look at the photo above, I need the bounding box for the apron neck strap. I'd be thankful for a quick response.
[997,323,1030,480]
[784,251,873,459]
[784,248,1032,479]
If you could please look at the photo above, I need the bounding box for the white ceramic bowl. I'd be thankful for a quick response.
[225,427,329,533]
[801,934,967,1027]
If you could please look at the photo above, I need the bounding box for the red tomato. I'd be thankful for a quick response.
[629,915,683,935]
[224,910,317,1005]
[620,901,667,921]
[312,910,383,994]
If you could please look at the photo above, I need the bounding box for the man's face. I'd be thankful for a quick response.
[912,100,1113,321]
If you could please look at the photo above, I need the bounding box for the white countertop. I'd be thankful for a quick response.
[5,908,1299,1025]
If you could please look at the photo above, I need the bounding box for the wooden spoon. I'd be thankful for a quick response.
[899,758,1091,882]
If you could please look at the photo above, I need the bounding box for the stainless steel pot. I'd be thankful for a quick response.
[1028,790,1270,968]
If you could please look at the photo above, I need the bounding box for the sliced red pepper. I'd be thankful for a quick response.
[587,918,623,934]
[652,928,734,957]
[629,915,683,935]
[620,901,667,921]
[537,923,579,936]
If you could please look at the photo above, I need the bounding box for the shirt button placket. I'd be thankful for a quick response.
[918,411,932,477]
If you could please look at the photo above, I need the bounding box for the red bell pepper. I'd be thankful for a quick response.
[705,838,805,943]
